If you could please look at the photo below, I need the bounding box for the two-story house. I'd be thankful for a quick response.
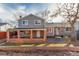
[7,14,47,43]
[6,14,71,43]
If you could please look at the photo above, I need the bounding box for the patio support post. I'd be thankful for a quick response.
[7,31,9,42]
[17,30,20,39]
[44,29,46,41]
[30,30,33,39]
[53,27,54,36]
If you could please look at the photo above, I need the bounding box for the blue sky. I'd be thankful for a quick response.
[1,3,49,12]
[3,3,48,10]
[0,3,64,25]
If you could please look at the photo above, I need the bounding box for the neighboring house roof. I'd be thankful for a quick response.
[0,23,7,26]
[0,23,14,31]
[18,14,45,20]
[0,23,13,27]
[45,23,71,27]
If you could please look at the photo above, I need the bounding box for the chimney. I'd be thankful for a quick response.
[19,15,22,19]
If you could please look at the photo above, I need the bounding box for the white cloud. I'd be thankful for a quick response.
[0,4,25,20]
[0,7,7,14]
[26,9,38,15]
[17,5,27,11]
[0,4,18,27]
[48,4,58,11]
[15,5,27,16]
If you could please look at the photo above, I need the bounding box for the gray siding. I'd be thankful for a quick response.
[18,14,45,29]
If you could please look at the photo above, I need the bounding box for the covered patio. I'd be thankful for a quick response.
[7,28,47,43]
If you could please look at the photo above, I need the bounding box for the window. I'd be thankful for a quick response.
[65,27,71,31]
[34,20,41,25]
[22,20,28,25]
[47,27,52,33]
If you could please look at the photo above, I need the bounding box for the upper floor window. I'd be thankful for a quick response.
[22,20,28,25]
[34,20,41,25]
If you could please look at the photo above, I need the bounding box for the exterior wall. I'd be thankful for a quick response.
[45,22,72,37]
[18,20,44,29]
[46,27,54,37]
[77,30,79,40]
[54,27,65,36]
[64,27,71,36]
[74,21,79,40]
[18,15,45,29]
[46,26,71,37]
[46,27,65,37]
[74,21,79,31]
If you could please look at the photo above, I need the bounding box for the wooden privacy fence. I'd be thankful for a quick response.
[0,32,7,39]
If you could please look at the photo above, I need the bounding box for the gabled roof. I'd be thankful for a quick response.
[19,14,45,20]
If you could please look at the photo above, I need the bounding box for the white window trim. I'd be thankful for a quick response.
[22,20,28,25]
[34,20,41,25]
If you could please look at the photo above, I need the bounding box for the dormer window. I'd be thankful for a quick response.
[22,20,28,25]
[34,20,41,25]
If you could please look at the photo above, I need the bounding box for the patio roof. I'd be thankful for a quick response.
[7,28,46,31]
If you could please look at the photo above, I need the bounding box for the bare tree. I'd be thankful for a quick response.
[36,9,50,19]
[50,3,79,46]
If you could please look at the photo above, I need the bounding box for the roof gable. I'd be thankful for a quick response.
[19,14,45,20]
